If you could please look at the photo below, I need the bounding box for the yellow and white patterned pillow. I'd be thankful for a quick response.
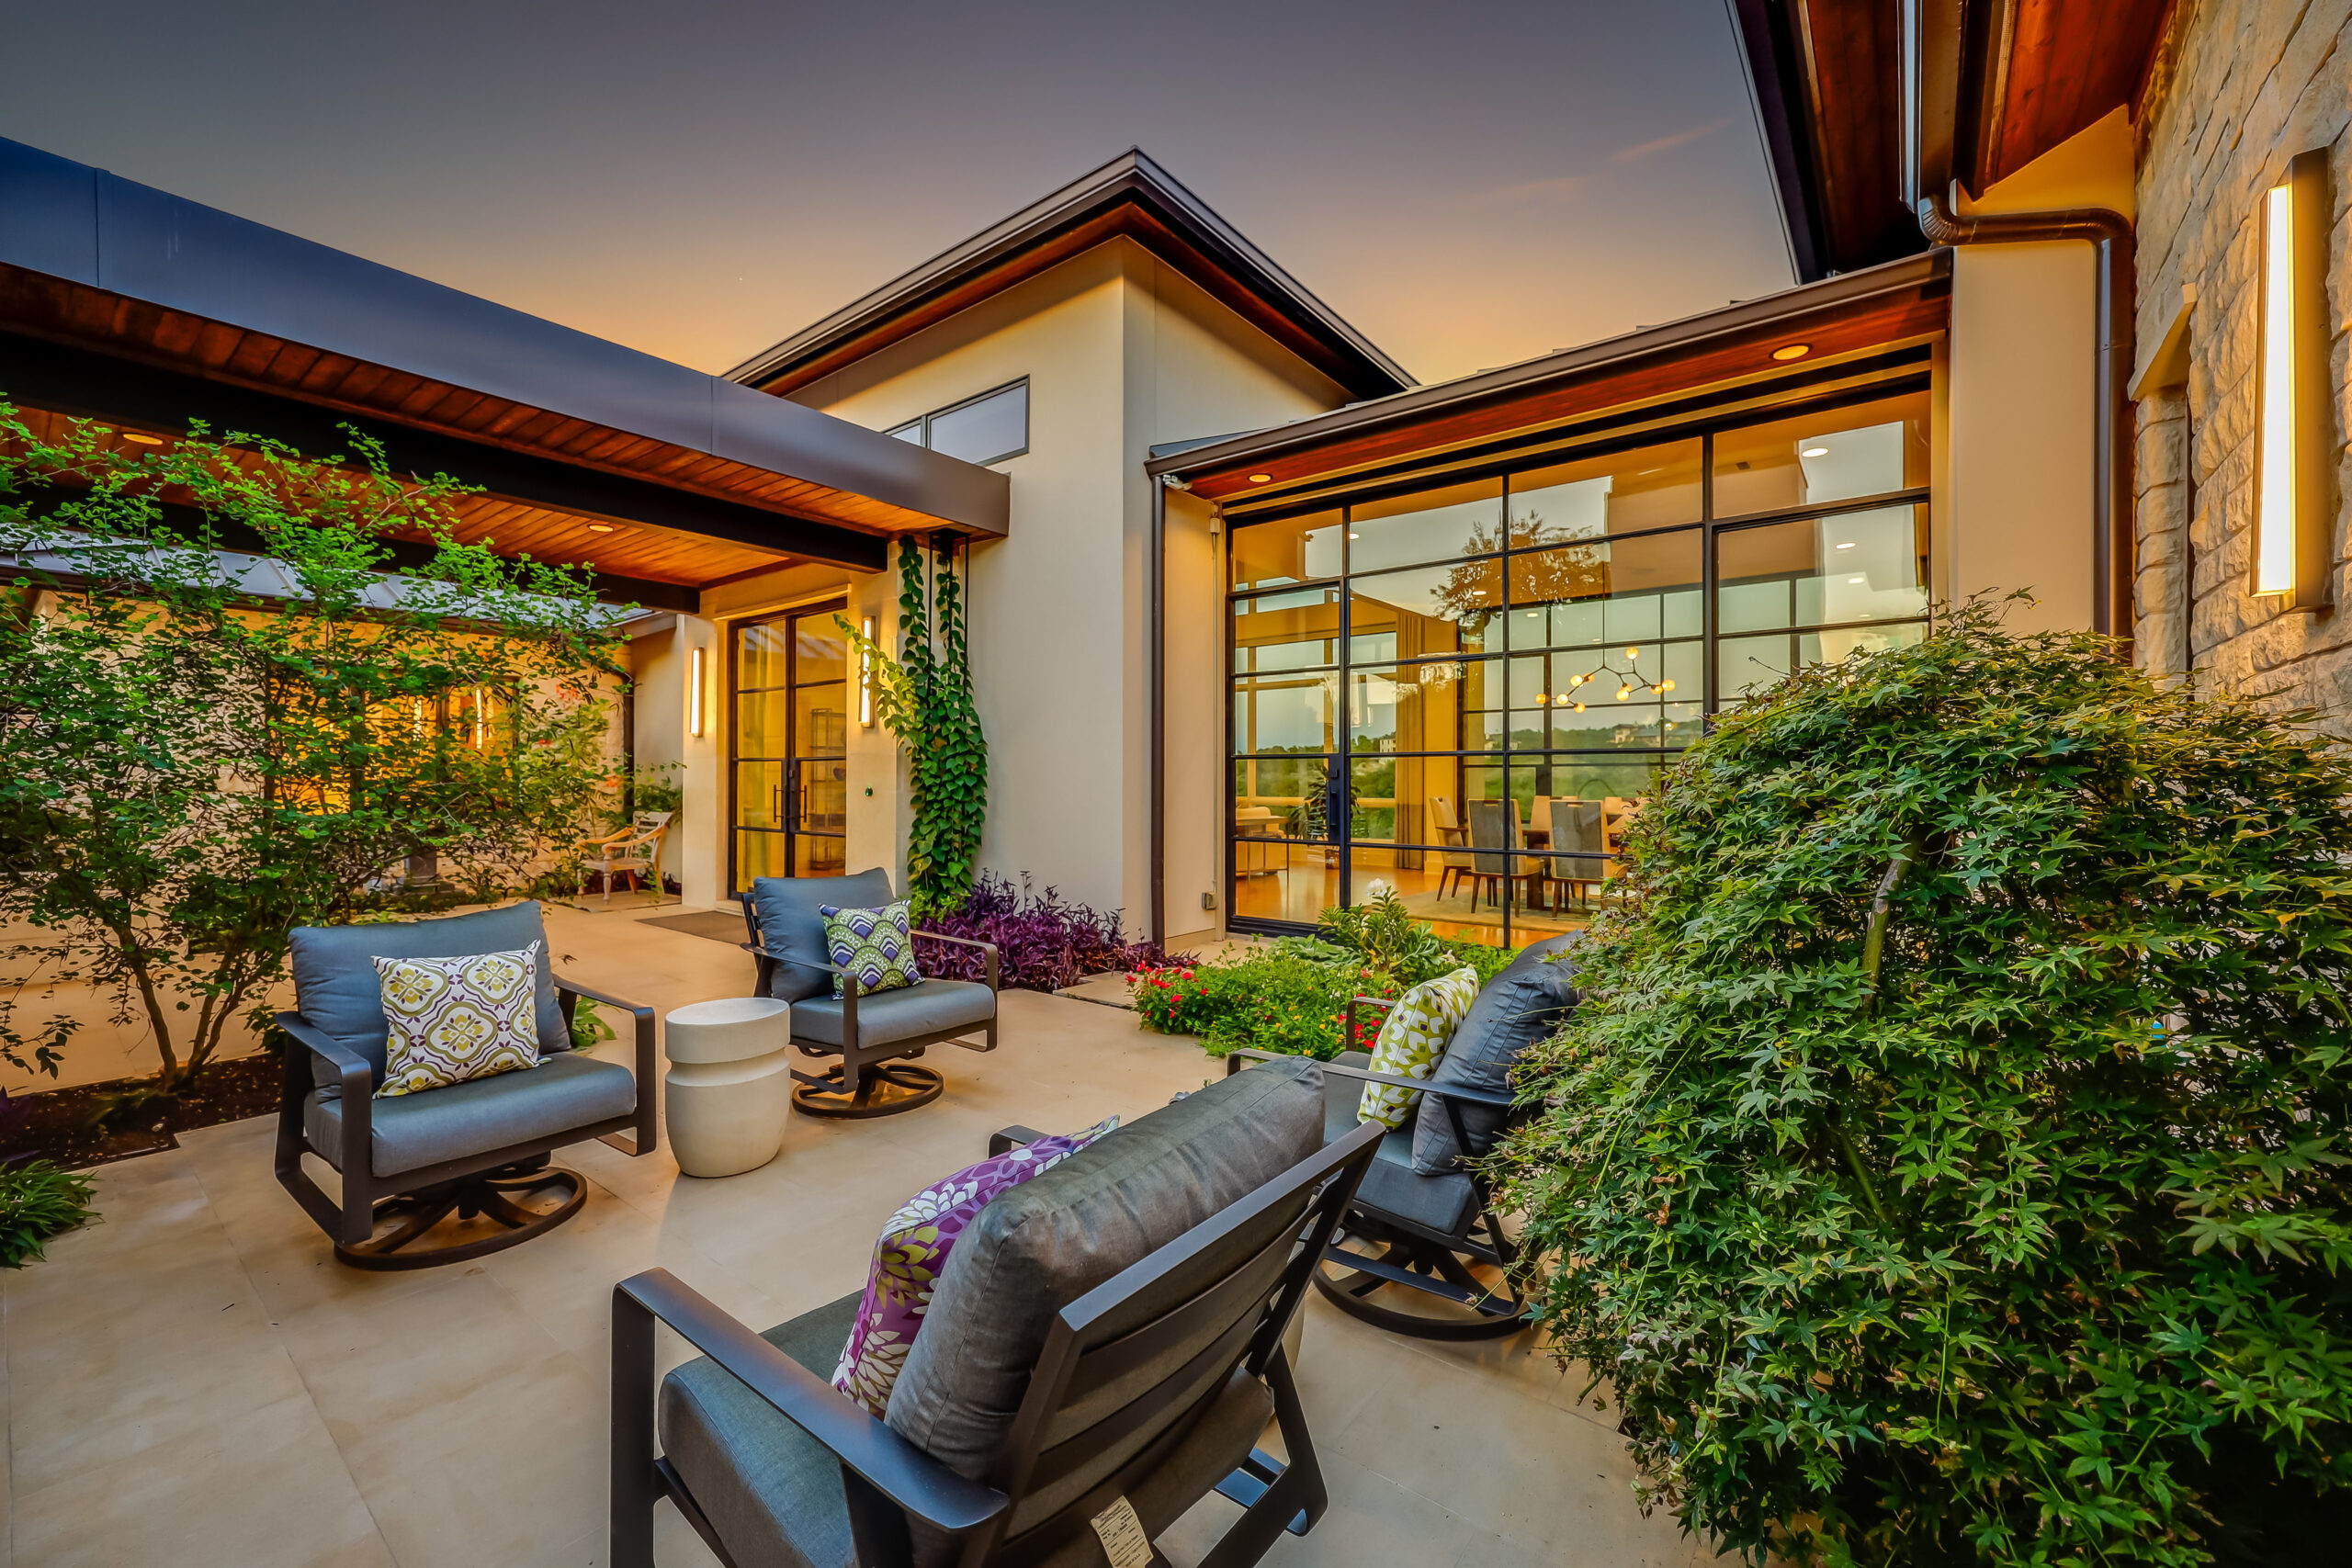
[372,942,544,1098]
[1358,965,1480,1130]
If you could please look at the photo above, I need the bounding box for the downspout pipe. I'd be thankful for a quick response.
[1915,192,2135,644]
[1902,0,2134,648]
[1147,473,1174,946]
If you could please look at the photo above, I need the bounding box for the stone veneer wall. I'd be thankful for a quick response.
[2132,0,2351,711]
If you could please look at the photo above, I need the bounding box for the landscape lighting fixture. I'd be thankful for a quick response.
[687,646,706,738]
[859,616,876,727]
[1770,343,1811,361]
[2253,148,2330,608]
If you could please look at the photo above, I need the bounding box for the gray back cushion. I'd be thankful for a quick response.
[1409,932,1583,1175]
[748,868,894,1003]
[288,901,568,1091]
[886,1055,1325,1548]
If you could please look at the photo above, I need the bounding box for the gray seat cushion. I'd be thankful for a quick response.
[1324,1054,1476,1235]
[1410,933,1582,1176]
[303,1051,637,1178]
[287,901,571,1090]
[750,870,896,1004]
[790,978,994,1049]
[659,1293,1272,1568]
[887,1055,1325,1565]
[661,1291,862,1568]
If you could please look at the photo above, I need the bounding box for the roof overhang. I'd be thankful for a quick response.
[0,135,1010,599]
[1732,0,2171,281]
[726,150,1413,402]
[1151,251,1950,505]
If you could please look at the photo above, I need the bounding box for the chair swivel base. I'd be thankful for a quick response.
[1314,1234,1531,1341]
[334,1162,586,1271]
[790,1062,944,1119]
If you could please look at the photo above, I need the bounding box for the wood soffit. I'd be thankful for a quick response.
[1162,254,1951,505]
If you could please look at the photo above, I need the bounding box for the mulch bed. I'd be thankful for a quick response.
[1,1054,283,1170]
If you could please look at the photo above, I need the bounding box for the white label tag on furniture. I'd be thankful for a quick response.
[1089,1495,1154,1568]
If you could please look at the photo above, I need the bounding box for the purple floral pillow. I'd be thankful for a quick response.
[831,1116,1119,1416]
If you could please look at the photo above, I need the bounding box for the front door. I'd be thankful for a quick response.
[731,602,849,896]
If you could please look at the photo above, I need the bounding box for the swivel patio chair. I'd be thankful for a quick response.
[275,899,658,1270]
[1229,931,1583,1339]
[741,868,1001,1118]
[611,1055,1385,1568]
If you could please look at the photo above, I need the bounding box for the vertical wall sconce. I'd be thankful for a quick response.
[2253,148,2332,610]
[859,615,876,727]
[686,644,706,738]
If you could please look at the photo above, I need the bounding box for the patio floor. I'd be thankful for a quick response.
[0,902,1720,1568]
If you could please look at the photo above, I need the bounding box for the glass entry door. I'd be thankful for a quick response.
[732,602,849,895]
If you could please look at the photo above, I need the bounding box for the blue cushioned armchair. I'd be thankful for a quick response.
[1229,931,1583,1339]
[612,1055,1384,1568]
[275,900,658,1270]
[741,870,1000,1118]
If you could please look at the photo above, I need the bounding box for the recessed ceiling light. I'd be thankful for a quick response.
[1835,540,1856,549]
[1347,532,1360,539]
[1771,343,1812,361]
[121,432,164,445]
[587,524,616,533]
[1847,575,1866,584]
[1247,473,1272,483]
[1802,446,1830,457]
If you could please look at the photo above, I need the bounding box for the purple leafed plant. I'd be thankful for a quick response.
[918,873,1170,993]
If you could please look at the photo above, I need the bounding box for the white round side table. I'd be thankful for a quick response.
[662,997,792,1179]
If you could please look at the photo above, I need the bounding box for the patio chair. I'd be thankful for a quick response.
[611,1055,1385,1568]
[1228,931,1583,1339]
[741,869,1001,1118]
[275,899,658,1270]
[579,810,673,904]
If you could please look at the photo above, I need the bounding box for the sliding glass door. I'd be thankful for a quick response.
[1226,387,1930,949]
[731,602,849,896]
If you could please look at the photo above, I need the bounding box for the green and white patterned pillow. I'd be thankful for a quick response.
[820,899,923,998]
[1358,965,1479,1129]
[371,942,544,1098]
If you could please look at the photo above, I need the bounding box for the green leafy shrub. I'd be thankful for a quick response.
[1134,889,1515,1057]
[0,1159,96,1267]
[1496,602,2352,1567]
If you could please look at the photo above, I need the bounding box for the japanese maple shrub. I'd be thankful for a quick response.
[1495,601,2352,1566]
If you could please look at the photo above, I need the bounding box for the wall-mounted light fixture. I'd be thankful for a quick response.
[687,645,707,737]
[2253,148,2332,610]
[859,615,876,727]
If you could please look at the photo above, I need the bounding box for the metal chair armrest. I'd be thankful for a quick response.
[612,1269,1007,1536]
[910,930,1000,991]
[557,976,660,1156]
[275,1010,373,1101]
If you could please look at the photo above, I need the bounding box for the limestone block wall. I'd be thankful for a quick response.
[2133,0,2352,716]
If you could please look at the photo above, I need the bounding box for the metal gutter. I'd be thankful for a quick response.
[1148,250,1951,483]
[723,150,1414,401]
[1902,0,2133,644]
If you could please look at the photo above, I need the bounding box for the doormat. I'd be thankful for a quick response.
[639,910,751,945]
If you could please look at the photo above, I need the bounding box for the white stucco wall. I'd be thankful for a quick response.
[783,237,1351,934]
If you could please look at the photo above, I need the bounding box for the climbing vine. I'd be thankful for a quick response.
[840,536,987,919]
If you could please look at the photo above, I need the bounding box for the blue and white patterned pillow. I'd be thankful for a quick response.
[819,899,923,998]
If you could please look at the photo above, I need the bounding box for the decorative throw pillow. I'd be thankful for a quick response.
[819,899,922,998]
[371,942,544,1098]
[1357,964,1479,1129]
[832,1116,1118,1416]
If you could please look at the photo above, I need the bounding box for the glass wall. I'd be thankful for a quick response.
[1225,387,1929,947]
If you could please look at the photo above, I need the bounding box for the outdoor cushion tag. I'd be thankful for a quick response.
[1089,1495,1153,1568]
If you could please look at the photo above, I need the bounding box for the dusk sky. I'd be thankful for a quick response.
[0,0,1796,389]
